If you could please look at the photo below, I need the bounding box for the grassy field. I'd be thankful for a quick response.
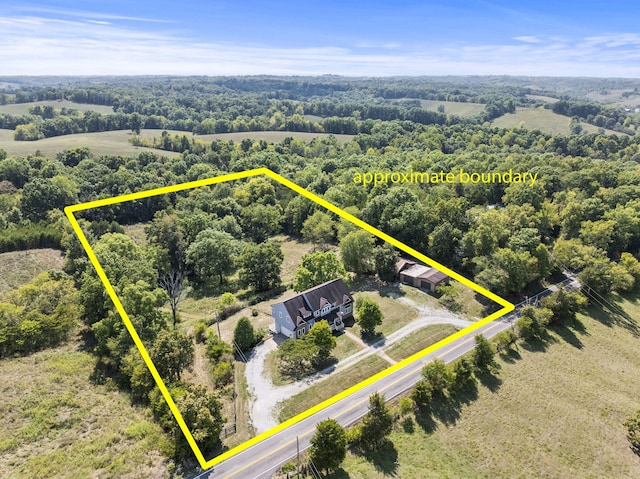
[525,94,559,104]
[277,355,389,422]
[0,248,64,295]
[0,339,178,479]
[0,126,354,160]
[0,129,182,159]
[492,107,625,136]
[323,294,640,479]
[0,100,114,115]
[416,100,486,116]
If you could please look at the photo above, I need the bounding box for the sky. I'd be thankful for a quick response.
[1,0,640,77]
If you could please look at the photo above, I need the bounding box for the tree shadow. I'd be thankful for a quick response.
[325,467,351,479]
[475,367,503,393]
[498,347,522,364]
[520,331,557,353]
[400,416,415,433]
[361,330,385,346]
[414,405,438,434]
[551,323,585,349]
[361,439,399,476]
[586,294,639,337]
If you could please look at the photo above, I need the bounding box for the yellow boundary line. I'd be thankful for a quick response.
[64,167,514,470]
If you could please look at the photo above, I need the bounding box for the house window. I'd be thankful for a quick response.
[279,311,282,318]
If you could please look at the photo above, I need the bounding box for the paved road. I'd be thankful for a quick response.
[199,276,580,479]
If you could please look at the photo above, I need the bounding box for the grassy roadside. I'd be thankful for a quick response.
[317,294,640,479]
[277,355,389,423]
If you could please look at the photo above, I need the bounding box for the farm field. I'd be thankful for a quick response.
[0,129,182,158]
[328,295,640,479]
[0,100,114,115]
[525,94,559,103]
[492,107,626,136]
[0,248,64,295]
[0,128,355,159]
[416,99,486,116]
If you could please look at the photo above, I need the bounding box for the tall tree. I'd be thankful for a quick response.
[157,269,186,329]
[233,316,255,352]
[309,419,347,474]
[186,229,239,283]
[150,329,194,382]
[302,210,335,247]
[294,251,348,292]
[360,392,394,449]
[340,230,375,275]
[373,244,399,283]
[305,320,336,363]
[238,240,283,292]
[472,334,496,372]
[356,298,383,335]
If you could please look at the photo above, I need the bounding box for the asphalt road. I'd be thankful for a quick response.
[200,277,580,479]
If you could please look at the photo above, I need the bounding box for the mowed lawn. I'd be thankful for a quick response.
[333,295,640,479]
[0,340,176,479]
[492,107,626,136]
[0,248,64,295]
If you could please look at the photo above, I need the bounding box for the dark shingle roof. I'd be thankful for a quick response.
[278,278,352,330]
[302,278,352,311]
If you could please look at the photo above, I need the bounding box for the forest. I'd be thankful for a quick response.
[1,75,640,476]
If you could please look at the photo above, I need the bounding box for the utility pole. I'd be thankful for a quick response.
[296,436,300,476]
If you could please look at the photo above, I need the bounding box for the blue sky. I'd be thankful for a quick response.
[2,1,640,76]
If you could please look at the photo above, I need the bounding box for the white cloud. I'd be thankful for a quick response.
[514,36,542,44]
[1,15,640,77]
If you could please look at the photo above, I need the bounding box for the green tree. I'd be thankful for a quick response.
[0,272,79,358]
[472,334,496,372]
[542,289,586,325]
[176,384,224,457]
[186,229,239,283]
[241,204,282,242]
[302,210,335,247]
[356,298,383,335]
[429,221,461,263]
[451,357,475,391]
[306,320,336,363]
[151,329,194,382]
[421,358,453,397]
[360,392,394,449]
[238,240,283,292]
[278,338,318,376]
[233,316,255,352]
[340,230,375,275]
[411,379,433,408]
[293,251,348,292]
[373,243,399,283]
[309,419,347,474]
[494,329,518,354]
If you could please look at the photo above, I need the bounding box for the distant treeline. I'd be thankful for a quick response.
[551,100,637,135]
